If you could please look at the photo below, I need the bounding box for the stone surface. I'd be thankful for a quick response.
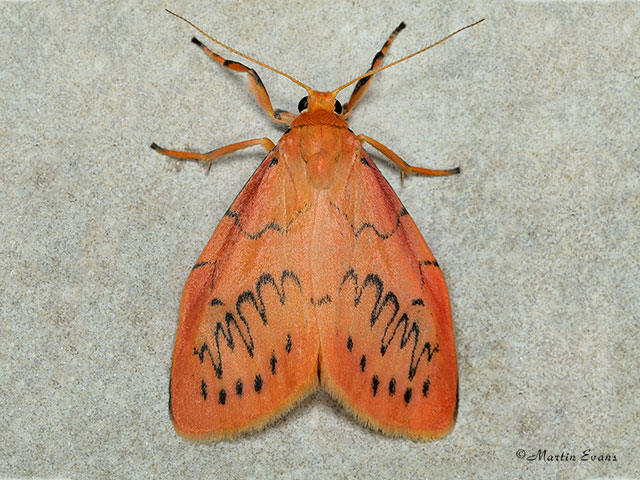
[1,1,638,478]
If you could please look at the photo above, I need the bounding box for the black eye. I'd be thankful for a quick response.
[297,96,309,112]
[334,100,343,114]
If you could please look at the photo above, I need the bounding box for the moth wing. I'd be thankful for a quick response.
[170,147,319,440]
[318,145,457,439]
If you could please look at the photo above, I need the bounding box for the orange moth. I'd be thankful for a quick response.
[152,11,484,440]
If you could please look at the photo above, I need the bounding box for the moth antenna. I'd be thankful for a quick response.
[166,9,313,95]
[332,18,485,96]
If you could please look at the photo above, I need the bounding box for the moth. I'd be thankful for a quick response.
[152,11,483,440]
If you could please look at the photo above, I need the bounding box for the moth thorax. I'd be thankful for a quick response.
[299,125,343,190]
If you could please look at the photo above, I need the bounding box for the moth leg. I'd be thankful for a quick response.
[150,138,276,173]
[358,134,460,182]
[342,22,406,118]
[191,37,296,125]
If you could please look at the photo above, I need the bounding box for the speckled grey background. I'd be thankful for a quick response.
[2,0,638,478]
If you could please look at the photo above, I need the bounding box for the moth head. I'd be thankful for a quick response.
[297,92,342,114]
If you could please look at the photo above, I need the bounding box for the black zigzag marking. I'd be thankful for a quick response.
[339,269,439,381]
[224,204,311,240]
[193,270,303,379]
[329,201,408,240]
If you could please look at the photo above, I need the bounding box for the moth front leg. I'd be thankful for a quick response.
[191,38,296,125]
[342,22,406,118]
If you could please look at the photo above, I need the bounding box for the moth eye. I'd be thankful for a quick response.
[297,96,309,112]
[334,100,343,115]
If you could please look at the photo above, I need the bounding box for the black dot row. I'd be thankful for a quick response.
[346,335,431,405]
[202,373,266,406]
[202,333,293,406]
